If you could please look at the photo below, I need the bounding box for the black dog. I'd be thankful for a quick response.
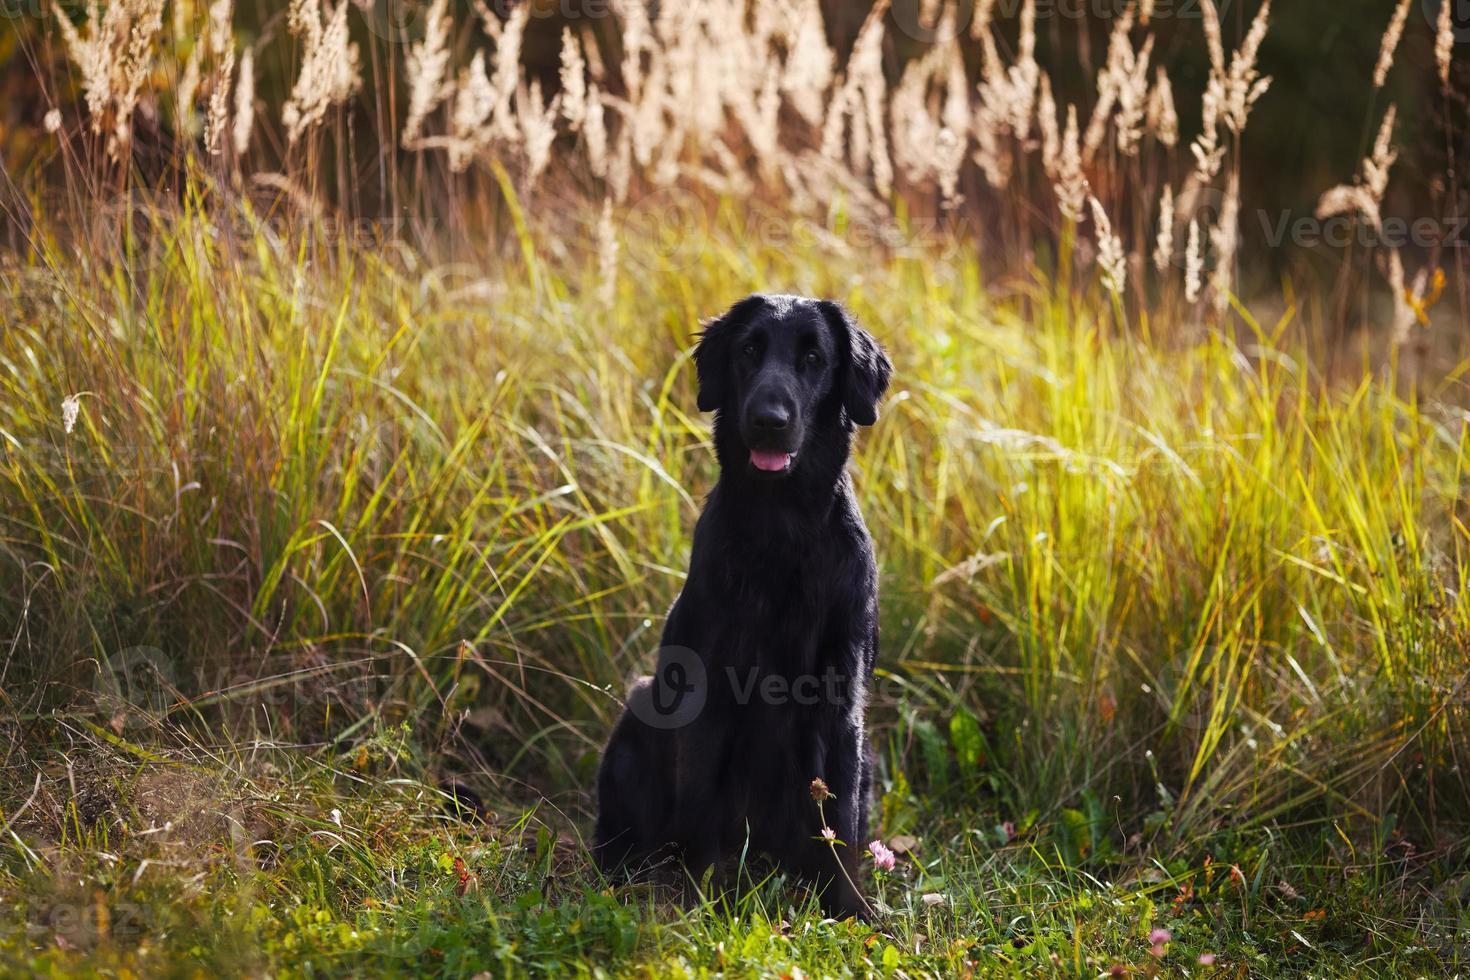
[593,293,892,919]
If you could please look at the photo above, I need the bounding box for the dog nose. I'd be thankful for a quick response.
[751,404,790,431]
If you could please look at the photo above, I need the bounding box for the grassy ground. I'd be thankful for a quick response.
[0,731,1459,978]
[2,189,1469,975]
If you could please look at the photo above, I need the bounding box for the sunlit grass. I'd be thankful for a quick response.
[2,185,1468,973]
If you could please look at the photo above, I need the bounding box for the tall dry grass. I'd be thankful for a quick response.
[17,0,1458,343]
[4,183,1470,850]
[3,0,1467,858]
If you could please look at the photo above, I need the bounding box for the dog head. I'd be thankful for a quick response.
[695,294,892,480]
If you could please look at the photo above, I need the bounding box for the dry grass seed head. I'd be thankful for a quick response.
[1153,183,1174,272]
[206,47,235,155]
[1374,0,1412,88]
[402,0,452,147]
[1437,0,1455,85]
[1089,195,1127,296]
[53,0,167,157]
[232,47,255,157]
[1055,105,1087,221]
[1185,218,1203,302]
[1209,173,1240,314]
[282,0,361,146]
[559,29,588,131]
[1220,0,1273,134]
[1146,67,1177,147]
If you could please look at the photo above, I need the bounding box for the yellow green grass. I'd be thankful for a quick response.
[1,188,1468,975]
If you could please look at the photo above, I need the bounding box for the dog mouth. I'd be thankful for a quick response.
[748,449,796,474]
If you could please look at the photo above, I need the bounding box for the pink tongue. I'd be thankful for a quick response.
[750,450,792,472]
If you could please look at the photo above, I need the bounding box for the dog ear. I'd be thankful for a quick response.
[695,295,766,413]
[819,301,892,427]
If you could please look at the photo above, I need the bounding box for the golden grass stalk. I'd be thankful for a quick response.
[1219,0,1272,134]
[585,85,608,177]
[516,81,560,183]
[1200,0,1226,75]
[596,196,617,309]
[205,47,235,156]
[1009,0,1039,141]
[488,2,531,142]
[1185,218,1203,302]
[614,0,650,103]
[782,0,834,126]
[1083,4,1135,164]
[1115,35,1156,156]
[1316,104,1397,227]
[1373,0,1412,88]
[53,0,167,159]
[1208,173,1239,314]
[1437,0,1455,86]
[559,28,588,132]
[1038,72,1059,176]
[938,43,971,205]
[1365,104,1399,200]
[232,48,254,157]
[1146,67,1178,147]
[1089,195,1127,296]
[1315,185,1381,231]
[449,52,495,173]
[403,0,452,148]
[1054,105,1086,221]
[1386,248,1415,342]
[207,0,233,57]
[1191,80,1224,183]
[1153,183,1174,272]
[852,1,894,197]
[282,0,361,146]
[178,45,202,131]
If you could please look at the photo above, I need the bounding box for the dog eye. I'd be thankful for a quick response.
[742,343,758,359]
[804,350,822,367]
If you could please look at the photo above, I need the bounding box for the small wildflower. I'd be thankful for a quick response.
[921,892,944,907]
[1001,820,1016,841]
[1108,966,1127,977]
[809,777,831,802]
[330,808,342,828]
[1198,952,1217,965]
[1148,925,1171,958]
[868,840,896,871]
[44,109,63,133]
[820,826,836,842]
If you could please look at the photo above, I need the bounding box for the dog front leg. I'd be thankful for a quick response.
[667,720,731,904]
